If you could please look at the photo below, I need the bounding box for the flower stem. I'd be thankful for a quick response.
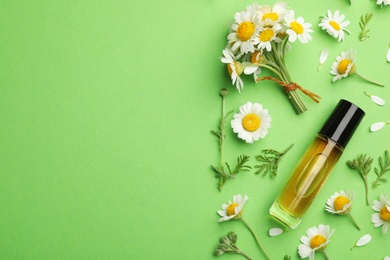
[347,212,361,230]
[217,89,229,191]
[354,72,384,87]
[362,175,370,206]
[237,250,252,260]
[322,249,330,260]
[240,218,271,260]
[287,90,308,114]
[220,91,226,168]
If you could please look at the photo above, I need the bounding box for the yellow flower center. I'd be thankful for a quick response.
[380,206,390,221]
[290,21,304,34]
[337,59,352,75]
[329,21,341,31]
[259,28,275,42]
[262,12,279,21]
[226,203,238,216]
[310,235,327,249]
[334,195,350,211]
[237,22,255,41]
[242,114,261,132]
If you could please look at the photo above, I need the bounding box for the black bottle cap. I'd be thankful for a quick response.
[319,99,365,148]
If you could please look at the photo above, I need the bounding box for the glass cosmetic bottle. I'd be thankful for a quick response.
[269,99,365,229]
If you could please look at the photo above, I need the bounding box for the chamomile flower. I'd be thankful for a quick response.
[221,49,260,92]
[298,224,335,260]
[256,2,288,26]
[221,48,244,92]
[318,10,350,42]
[253,23,282,52]
[377,0,390,6]
[330,48,356,82]
[284,10,313,44]
[217,194,248,222]
[325,190,360,230]
[371,193,390,235]
[228,10,259,55]
[325,190,354,214]
[231,102,272,144]
[330,49,384,86]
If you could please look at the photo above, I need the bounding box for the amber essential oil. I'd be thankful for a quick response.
[269,100,365,229]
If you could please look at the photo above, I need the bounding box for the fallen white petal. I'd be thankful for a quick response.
[370,95,386,106]
[355,234,372,247]
[318,49,329,71]
[320,49,329,64]
[269,228,283,236]
[387,48,390,62]
[370,122,386,132]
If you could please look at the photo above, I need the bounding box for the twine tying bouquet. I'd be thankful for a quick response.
[221,2,321,114]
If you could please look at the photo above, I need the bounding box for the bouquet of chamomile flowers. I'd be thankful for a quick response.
[221,2,321,114]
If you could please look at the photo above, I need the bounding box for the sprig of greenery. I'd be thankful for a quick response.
[359,13,373,41]
[254,144,294,178]
[211,155,252,189]
[214,232,252,260]
[347,154,373,205]
[211,89,251,191]
[372,150,390,189]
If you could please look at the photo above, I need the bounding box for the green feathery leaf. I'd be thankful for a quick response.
[359,13,373,41]
[372,150,390,189]
[254,144,294,178]
[347,154,373,205]
[214,232,252,260]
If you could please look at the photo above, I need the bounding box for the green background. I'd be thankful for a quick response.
[1,0,389,259]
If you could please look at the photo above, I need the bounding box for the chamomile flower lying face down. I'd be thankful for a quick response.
[231,102,271,144]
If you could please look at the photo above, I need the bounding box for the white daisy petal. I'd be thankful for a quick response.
[318,49,329,70]
[382,222,389,234]
[371,95,386,106]
[370,122,386,132]
[269,228,283,236]
[387,47,390,62]
[365,92,385,106]
[354,234,372,247]
[298,244,312,258]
